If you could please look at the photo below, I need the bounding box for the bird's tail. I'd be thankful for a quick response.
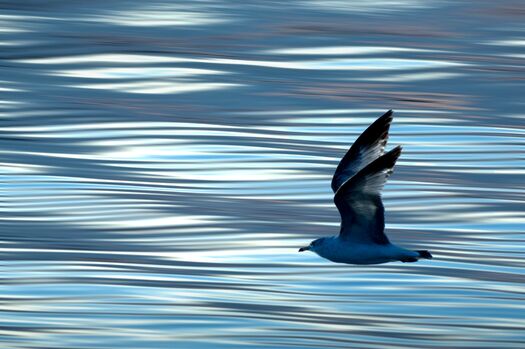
[416,250,433,259]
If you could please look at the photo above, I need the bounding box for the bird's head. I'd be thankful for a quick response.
[298,237,326,253]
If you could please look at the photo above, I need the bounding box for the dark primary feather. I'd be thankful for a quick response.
[331,110,393,193]
[334,146,402,245]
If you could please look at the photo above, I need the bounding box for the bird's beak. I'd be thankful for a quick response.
[298,246,310,252]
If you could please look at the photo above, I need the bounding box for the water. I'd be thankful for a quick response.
[2,1,525,348]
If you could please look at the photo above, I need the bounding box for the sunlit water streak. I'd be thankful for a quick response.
[2,0,525,348]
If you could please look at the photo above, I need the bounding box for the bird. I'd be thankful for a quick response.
[298,110,432,265]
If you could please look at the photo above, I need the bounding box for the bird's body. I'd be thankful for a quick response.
[299,110,432,265]
[312,236,420,265]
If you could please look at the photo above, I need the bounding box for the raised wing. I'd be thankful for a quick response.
[334,146,402,245]
[331,110,393,193]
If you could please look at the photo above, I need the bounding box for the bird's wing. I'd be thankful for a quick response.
[334,146,402,245]
[331,110,393,193]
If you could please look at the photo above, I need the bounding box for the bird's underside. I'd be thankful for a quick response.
[299,110,432,265]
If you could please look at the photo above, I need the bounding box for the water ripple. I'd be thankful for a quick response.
[3,0,525,348]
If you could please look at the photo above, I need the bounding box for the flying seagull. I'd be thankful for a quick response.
[299,110,432,264]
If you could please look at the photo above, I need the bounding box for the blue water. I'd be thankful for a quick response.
[2,1,525,348]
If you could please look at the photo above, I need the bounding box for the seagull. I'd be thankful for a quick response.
[299,110,432,264]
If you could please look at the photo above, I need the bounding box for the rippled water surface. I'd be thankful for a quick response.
[3,1,525,348]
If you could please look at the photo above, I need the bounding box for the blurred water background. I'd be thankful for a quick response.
[2,1,525,348]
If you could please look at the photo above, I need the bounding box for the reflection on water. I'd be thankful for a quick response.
[3,0,525,348]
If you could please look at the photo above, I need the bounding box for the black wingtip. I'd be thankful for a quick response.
[385,145,402,163]
[361,110,394,141]
[376,109,393,123]
[417,250,433,259]
[392,144,402,155]
[362,145,402,179]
